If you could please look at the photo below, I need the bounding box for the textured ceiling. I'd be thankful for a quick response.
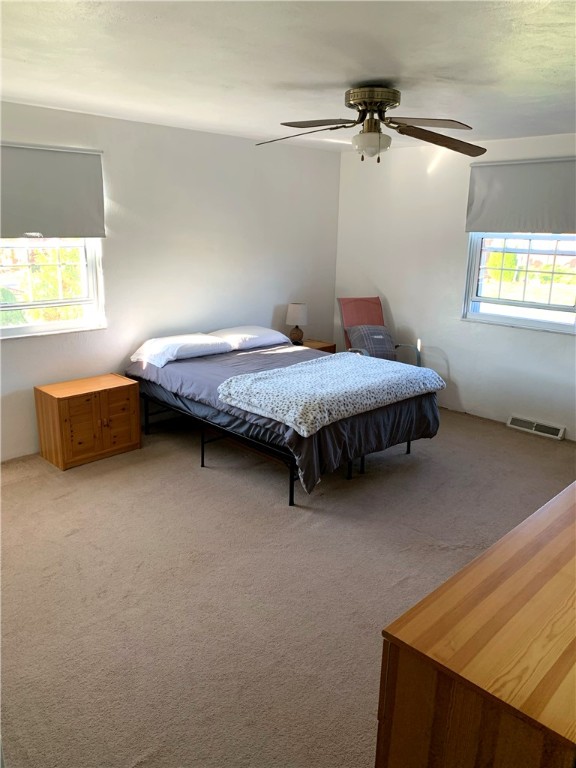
[2,1,575,152]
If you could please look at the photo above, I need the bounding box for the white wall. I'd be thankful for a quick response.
[336,134,576,439]
[2,104,574,460]
[0,103,341,460]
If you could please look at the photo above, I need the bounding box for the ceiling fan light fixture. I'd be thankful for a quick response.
[352,131,391,160]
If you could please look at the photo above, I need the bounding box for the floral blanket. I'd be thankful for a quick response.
[217,352,445,438]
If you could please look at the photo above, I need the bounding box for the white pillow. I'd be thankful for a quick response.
[130,333,233,367]
[209,325,290,350]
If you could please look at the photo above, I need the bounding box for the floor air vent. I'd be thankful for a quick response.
[507,416,566,440]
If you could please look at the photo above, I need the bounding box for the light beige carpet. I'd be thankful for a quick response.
[2,409,575,768]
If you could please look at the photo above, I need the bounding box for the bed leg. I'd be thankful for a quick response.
[360,456,366,474]
[406,440,411,455]
[143,396,150,435]
[289,465,295,506]
[200,427,206,467]
[347,460,353,480]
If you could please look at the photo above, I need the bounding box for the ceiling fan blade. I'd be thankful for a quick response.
[389,117,472,130]
[256,124,351,146]
[393,123,486,157]
[281,119,355,128]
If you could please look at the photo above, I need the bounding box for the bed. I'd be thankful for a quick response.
[125,326,444,505]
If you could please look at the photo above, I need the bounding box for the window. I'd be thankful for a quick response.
[0,144,106,338]
[463,233,576,333]
[0,238,105,338]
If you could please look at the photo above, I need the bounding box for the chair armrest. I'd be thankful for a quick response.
[395,343,422,367]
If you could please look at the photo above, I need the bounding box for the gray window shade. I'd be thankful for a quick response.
[1,144,105,238]
[466,157,576,234]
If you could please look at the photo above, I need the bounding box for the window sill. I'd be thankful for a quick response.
[1,322,108,340]
[461,315,575,335]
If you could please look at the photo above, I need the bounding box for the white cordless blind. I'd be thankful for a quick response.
[466,157,576,234]
[0,144,106,238]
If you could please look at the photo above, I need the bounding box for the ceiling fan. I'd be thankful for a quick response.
[257,85,487,161]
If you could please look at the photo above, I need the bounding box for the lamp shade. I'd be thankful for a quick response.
[286,303,308,326]
[352,132,392,158]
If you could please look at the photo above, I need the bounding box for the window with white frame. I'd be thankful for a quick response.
[464,157,576,333]
[0,238,105,338]
[463,233,576,333]
[0,144,106,338]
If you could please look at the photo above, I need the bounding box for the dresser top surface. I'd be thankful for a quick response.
[384,482,576,742]
[35,373,136,398]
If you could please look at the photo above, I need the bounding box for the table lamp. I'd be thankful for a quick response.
[286,303,308,345]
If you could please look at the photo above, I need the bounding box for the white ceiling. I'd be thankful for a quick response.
[2,1,575,152]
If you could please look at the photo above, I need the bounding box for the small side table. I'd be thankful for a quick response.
[302,339,336,353]
[34,373,141,470]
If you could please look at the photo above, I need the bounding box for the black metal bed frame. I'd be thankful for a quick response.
[140,393,410,506]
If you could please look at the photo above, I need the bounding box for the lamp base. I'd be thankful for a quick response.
[289,325,304,345]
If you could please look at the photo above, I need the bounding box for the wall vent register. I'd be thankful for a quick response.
[507,415,566,440]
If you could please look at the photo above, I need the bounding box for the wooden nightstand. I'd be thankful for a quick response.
[34,374,141,470]
[302,339,336,353]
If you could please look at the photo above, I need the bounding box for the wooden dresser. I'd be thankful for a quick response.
[375,482,576,768]
[35,374,140,470]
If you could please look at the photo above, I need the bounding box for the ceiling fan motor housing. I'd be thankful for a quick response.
[345,86,401,114]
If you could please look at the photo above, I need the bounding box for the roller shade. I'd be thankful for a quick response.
[1,144,106,238]
[466,157,576,234]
